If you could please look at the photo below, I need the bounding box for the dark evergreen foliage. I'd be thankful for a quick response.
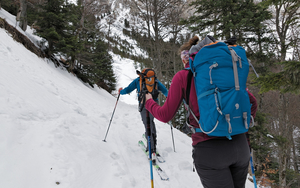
[255,61,300,94]
[91,40,116,93]
[0,0,18,15]
[181,0,273,46]
[28,0,116,93]
[35,0,66,56]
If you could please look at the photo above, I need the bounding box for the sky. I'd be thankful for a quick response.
[0,8,259,188]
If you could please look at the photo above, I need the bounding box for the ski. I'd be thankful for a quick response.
[142,134,165,163]
[138,140,169,181]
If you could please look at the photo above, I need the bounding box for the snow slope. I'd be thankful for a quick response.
[0,8,257,188]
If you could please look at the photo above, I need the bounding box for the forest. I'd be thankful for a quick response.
[1,0,300,187]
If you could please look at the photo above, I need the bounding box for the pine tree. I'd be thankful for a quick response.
[255,60,300,94]
[91,40,116,93]
[181,0,271,42]
[59,1,83,71]
[35,0,66,56]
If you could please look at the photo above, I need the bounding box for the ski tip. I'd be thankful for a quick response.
[138,140,144,146]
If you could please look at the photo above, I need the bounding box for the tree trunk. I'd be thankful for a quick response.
[277,93,285,187]
[291,128,299,173]
[17,0,28,31]
[278,143,288,188]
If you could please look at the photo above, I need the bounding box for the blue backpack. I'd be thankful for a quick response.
[185,41,252,140]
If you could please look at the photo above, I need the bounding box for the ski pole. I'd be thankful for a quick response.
[103,93,120,142]
[250,149,258,188]
[169,122,176,152]
[146,110,154,188]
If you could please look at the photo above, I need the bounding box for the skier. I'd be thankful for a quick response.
[118,69,168,161]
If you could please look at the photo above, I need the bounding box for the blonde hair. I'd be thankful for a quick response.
[178,36,199,56]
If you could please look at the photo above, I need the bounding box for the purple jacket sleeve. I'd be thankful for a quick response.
[145,71,185,123]
[247,89,257,118]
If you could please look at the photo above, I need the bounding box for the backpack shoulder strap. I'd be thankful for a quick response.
[186,68,193,105]
[183,68,198,134]
[154,78,158,89]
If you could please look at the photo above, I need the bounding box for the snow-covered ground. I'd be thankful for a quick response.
[0,8,258,188]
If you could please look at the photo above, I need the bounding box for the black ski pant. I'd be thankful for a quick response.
[140,107,157,153]
[192,133,250,188]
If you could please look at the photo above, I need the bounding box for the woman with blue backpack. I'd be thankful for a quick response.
[144,35,257,188]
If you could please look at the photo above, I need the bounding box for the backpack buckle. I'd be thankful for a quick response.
[226,114,232,134]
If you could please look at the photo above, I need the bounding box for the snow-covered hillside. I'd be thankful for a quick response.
[0,8,258,188]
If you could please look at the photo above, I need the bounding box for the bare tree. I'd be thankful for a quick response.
[129,0,189,80]
[258,89,300,187]
[267,0,300,62]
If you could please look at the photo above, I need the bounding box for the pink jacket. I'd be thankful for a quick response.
[145,65,258,146]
